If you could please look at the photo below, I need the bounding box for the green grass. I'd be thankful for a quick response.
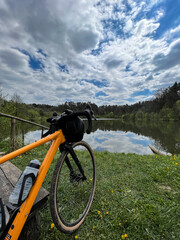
[9,146,180,240]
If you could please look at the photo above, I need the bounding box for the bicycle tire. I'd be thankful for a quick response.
[50,141,96,233]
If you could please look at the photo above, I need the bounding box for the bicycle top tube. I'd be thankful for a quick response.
[0,130,65,165]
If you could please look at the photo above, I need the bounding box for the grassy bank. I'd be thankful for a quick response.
[10,145,180,240]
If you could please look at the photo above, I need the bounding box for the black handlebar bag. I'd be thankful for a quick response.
[62,116,84,143]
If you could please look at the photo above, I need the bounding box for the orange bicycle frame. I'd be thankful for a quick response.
[0,130,65,240]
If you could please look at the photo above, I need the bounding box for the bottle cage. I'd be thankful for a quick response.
[17,173,36,206]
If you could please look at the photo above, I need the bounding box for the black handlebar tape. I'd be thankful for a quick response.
[74,110,92,134]
[84,110,92,134]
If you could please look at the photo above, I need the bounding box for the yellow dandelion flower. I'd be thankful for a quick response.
[75,235,78,239]
[121,233,128,239]
[97,210,100,215]
[89,178,92,181]
[100,214,103,219]
[176,163,179,165]
[111,190,114,193]
[51,223,54,229]
[175,168,177,171]
[49,223,55,231]
[106,211,109,215]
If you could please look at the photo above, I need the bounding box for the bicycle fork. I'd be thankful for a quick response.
[60,143,87,182]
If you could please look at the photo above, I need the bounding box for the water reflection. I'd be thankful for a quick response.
[24,119,180,155]
[25,130,42,144]
[83,130,153,154]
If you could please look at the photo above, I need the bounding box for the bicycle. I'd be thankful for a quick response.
[0,104,96,240]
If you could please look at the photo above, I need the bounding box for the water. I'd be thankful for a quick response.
[24,119,180,155]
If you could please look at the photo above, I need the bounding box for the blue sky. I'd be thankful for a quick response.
[0,0,180,106]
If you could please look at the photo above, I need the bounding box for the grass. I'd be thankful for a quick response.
[8,145,180,240]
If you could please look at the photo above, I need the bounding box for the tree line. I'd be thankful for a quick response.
[32,82,180,121]
[0,82,180,124]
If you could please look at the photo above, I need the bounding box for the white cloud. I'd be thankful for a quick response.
[134,19,160,36]
[152,39,180,70]
[0,48,29,71]
[124,19,133,32]
[68,29,99,53]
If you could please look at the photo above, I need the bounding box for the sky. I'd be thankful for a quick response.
[0,0,180,106]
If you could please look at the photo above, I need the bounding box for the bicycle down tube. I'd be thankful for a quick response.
[0,130,65,240]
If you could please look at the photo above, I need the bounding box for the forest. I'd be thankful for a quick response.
[0,82,180,124]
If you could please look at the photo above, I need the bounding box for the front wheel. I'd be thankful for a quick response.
[50,141,96,233]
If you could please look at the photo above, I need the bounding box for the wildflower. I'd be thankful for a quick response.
[166,167,169,170]
[175,168,177,171]
[121,233,128,239]
[100,214,103,219]
[119,223,122,226]
[111,190,114,193]
[97,210,101,215]
[93,226,96,229]
[51,223,54,229]
[49,223,54,231]
[75,235,78,239]
[106,211,109,215]
[176,163,179,165]
[89,178,92,181]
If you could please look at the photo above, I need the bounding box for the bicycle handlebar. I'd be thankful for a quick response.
[46,104,95,135]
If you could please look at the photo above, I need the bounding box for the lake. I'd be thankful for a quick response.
[24,119,180,155]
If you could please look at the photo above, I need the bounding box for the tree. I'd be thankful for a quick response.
[10,94,24,117]
[27,109,40,121]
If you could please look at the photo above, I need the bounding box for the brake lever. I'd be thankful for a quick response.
[92,113,97,121]
[85,104,96,119]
